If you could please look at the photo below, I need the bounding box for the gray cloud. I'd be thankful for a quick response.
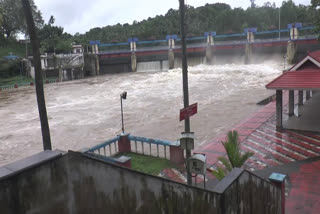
[34,0,311,35]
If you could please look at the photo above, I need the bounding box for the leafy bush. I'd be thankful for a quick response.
[0,59,21,78]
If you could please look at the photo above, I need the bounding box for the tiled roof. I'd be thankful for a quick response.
[266,70,320,90]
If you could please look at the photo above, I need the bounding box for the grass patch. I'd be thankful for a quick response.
[0,76,33,86]
[119,152,176,175]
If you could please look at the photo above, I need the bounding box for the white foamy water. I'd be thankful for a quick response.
[0,63,282,165]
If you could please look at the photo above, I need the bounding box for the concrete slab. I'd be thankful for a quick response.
[0,167,13,178]
[0,150,64,180]
[284,92,320,132]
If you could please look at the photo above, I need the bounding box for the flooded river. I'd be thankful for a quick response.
[0,63,282,166]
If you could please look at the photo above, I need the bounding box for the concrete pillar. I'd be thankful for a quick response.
[91,45,96,54]
[58,66,63,82]
[290,27,299,40]
[95,54,100,75]
[245,30,254,64]
[168,39,175,49]
[245,43,253,64]
[286,41,297,65]
[205,46,213,65]
[306,90,311,100]
[130,41,136,52]
[298,90,304,105]
[205,35,214,65]
[247,31,254,43]
[269,173,287,214]
[168,49,175,69]
[131,52,137,72]
[118,134,131,153]
[288,90,294,117]
[169,146,184,165]
[276,90,283,130]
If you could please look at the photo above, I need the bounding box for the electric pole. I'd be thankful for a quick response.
[21,0,52,150]
[179,0,192,185]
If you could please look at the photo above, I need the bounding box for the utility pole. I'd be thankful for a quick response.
[279,5,281,40]
[21,0,52,150]
[179,0,192,185]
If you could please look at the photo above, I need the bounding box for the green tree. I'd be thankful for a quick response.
[212,130,254,180]
[38,16,71,53]
[0,0,43,38]
[312,0,320,36]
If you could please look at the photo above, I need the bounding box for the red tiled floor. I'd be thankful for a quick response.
[286,160,320,214]
[178,93,320,213]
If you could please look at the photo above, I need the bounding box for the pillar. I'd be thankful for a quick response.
[205,34,214,65]
[245,30,254,64]
[168,49,175,69]
[118,134,131,153]
[95,44,99,54]
[205,47,213,65]
[170,146,184,165]
[168,38,175,49]
[286,41,297,65]
[58,66,63,82]
[306,90,311,100]
[95,54,100,75]
[298,90,304,105]
[288,90,294,117]
[247,31,254,43]
[269,173,287,214]
[131,52,137,72]
[91,45,96,54]
[129,41,137,72]
[245,43,253,64]
[276,90,283,130]
[290,27,299,40]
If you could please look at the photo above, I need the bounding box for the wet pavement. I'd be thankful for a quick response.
[195,91,320,214]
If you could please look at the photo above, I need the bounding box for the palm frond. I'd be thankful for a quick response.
[218,156,232,172]
[212,167,226,181]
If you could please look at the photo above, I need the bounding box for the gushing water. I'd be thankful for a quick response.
[0,63,281,166]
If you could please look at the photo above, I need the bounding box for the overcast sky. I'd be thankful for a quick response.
[33,0,311,35]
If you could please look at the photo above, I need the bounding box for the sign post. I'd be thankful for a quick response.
[179,103,197,186]
[179,0,194,186]
[180,103,198,121]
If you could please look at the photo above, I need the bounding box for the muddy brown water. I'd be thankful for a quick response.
[0,63,282,166]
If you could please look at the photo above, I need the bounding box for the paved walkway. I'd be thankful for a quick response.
[163,91,320,213]
[196,92,320,171]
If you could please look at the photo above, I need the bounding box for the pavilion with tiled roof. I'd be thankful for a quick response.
[266,50,320,132]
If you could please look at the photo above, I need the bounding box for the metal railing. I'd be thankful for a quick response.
[84,135,179,160]
[97,26,316,54]
[86,136,120,157]
[128,135,179,160]
[0,78,58,91]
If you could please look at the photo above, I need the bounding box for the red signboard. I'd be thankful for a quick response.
[180,103,198,121]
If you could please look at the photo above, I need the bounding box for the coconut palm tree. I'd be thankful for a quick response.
[212,130,254,180]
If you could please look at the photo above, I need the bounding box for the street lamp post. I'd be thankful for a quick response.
[179,0,192,186]
[279,6,281,40]
[120,91,127,133]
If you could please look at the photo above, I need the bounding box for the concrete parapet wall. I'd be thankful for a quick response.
[0,152,282,214]
[0,152,221,214]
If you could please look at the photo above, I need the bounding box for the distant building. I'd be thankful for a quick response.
[72,44,83,54]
